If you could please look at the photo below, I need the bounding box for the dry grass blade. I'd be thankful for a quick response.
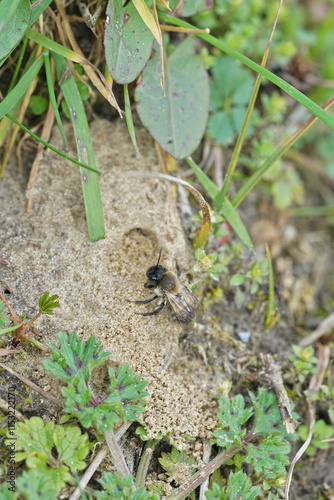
[215,0,284,210]
[132,0,162,45]
[260,353,296,434]
[0,362,64,408]
[0,349,21,356]
[53,0,121,115]
[25,90,56,213]
[152,0,165,94]
[69,422,133,500]
[308,344,331,392]
[0,396,25,422]
[285,398,315,500]
[160,25,210,33]
[298,312,334,348]
[1,46,42,175]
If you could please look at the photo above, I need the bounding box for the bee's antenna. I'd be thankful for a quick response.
[156,247,163,266]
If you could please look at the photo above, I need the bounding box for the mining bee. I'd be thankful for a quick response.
[134,247,203,325]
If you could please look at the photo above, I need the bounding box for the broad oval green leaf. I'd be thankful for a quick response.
[135,37,210,159]
[0,0,31,65]
[104,0,154,84]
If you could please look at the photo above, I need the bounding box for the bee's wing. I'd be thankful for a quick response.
[180,284,204,321]
[165,285,203,324]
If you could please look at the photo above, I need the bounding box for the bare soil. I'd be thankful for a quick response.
[0,118,333,498]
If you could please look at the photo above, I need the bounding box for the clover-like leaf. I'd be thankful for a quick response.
[208,57,254,147]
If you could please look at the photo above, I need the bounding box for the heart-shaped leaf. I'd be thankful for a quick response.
[135,37,209,159]
[104,0,154,84]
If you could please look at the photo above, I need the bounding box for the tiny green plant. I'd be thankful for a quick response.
[297,419,334,457]
[207,57,256,147]
[2,332,296,499]
[284,345,319,393]
[5,417,90,492]
[44,332,148,434]
[94,473,160,500]
[192,244,269,310]
[0,291,59,350]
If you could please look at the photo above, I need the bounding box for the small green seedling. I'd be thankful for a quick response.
[2,333,296,500]
[5,417,90,492]
[297,419,334,457]
[284,345,319,393]
[44,331,148,433]
[0,291,59,350]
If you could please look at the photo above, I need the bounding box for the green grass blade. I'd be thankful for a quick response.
[6,34,29,95]
[30,0,54,25]
[28,29,84,63]
[186,156,219,200]
[124,84,139,155]
[264,244,277,329]
[0,324,22,335]
[6,114,101,174]
[186,157,252,250]
[232,95,334,208]
[215,1,283,212]
[289,205,334,217]
[0,52,45,119]
[0,0,31,66]
[220,199,253,251]
[44,52,68,150]
[158,13,334,131]
[53,53,105,242]
[0,38,31,147]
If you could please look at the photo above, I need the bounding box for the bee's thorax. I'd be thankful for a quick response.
[160,271,180,293]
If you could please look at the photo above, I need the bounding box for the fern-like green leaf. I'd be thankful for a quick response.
[205,471,260,500]
[38,292,60,314]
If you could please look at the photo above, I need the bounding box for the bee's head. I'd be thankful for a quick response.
[145,247,166,286]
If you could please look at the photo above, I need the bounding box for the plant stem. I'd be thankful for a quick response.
[135,439,158,488]
[25,336,48,352]
[166,443,244,500]
[104,430,130,477]
[264,244,277,329]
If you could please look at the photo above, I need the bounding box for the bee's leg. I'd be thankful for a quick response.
[144,283,156,289]
[132,295,159,305]
[175,261,181,278]
[138,301,165,317]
